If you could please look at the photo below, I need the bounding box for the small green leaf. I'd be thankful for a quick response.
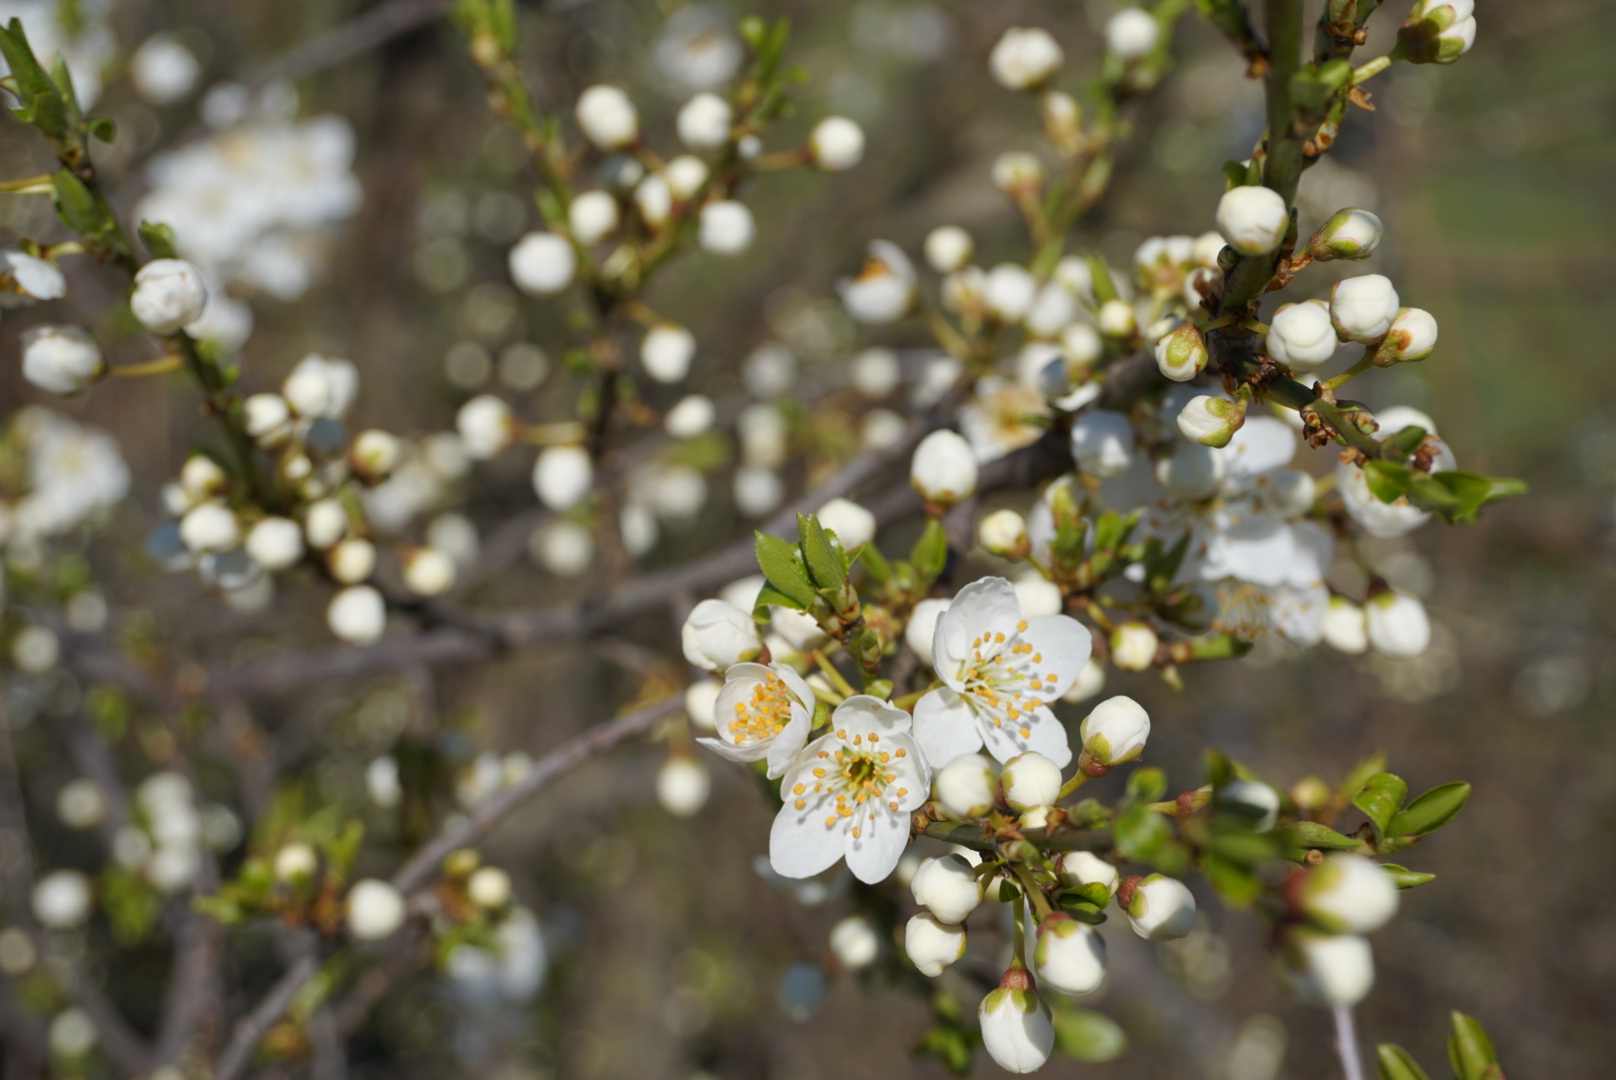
[909,519,949,586]
[1086,254,1119,305]
[797,513,847,590]
[52,168,107,237]
[1352,772,1408,836]
[1363,459,1413,504]
[1050,1003,1126,1063]
[1387,782,1470,837]
[1055,892,1109,924]
[1113,804,1172,863]
[1204,748,1235,789]
[1375,1043,1432,1080]
[1201,852,1263,907]
[1125,766,1167,804]
[1285,821,1363,851]
[753,583,809,615]
[139,220,178,260]
[859,543,892,585]
[1339,753,1387,804]
[1447,1012,1500,1080]
[1386,424,1429,455]
[755,532,816,608]
[1378,863,1436,890]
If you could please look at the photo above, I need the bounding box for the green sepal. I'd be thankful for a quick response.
[909,518,949,587]
[1375,1043,1433,1080]
[1378,863,1436,890]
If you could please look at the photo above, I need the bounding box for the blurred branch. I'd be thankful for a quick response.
[213,951,319,1080]
[249,0,454,86]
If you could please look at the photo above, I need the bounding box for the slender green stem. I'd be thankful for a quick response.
[108,354,184,377]
[0,173,52,194]
[810,649,858,700]
[1351,54,1395,85]
[1010,889,1027,965]
[1324,353,1376,391]
[1057,770,1092,802]
[1011,862,1053,921]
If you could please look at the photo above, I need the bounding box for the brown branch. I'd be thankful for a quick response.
[212,951,319,1080]
[249,0,453,86]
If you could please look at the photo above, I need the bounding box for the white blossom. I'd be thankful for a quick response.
[1079,695,1150,770]
[979,972,1055,1073]
[1056,851,1119,894]
[808,117,865,171]
[1365,588,1430,658]
[839,240,916,324]
[531,445,593,511]
[33,870,92,929]
[1282,931,1375,1005]
[282,354,358,419]
[1216,186,1289,256]
[696,661,814,777]
[245,516,304,571]
[698,200,755,255]
[575,85,639,148]
[467,866,512,909]
[130,259,208,334]
[829,914,881,969]
[179,501,240,554]
[769,696,930,883]
[924,226,973,273]
[346,878,406,940]
[1070,409,1135,478]
[984,263,1038,322]
[676,92,732,149]
[905,597,951,667]
[634,173,673,226]
[989,27,1064,90]
[328,585,386,644]
[1298,854,1399,933]
[130,33,199,105]
[911,853,982,924]
[1323,596,1368,654]
[641,322,697,384]
[1124,873,1196,941]
[243,393,293,444]
[817,497,876,550]
[1001,751,1062,811]
[1330,274,1400,342]
[656,756,711,817]
[1374,307,1439,364]
[681,599,763,671]
[568,190,619,245]
[905,913,967,976]
[910,430,978,506]
[978,509,1030,559]
[665,155,710,200]
[1,248,66,302]
[665,394,715,439]
[912,577,1092,767]
[1096,298,1135,338]
[1106,7,1160,60]
[508,232,576,295]
[1267,299,1338,371]
[20,325,103,396]
[933,752,996,819]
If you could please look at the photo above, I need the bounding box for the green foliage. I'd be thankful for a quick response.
[1387,782,1471,839]
[1050,999,1127,1062]
[1378,1044,1434,1080]
[755,532,814,609]
[1376,1012,1506,1080]
[1353,772,1408,837]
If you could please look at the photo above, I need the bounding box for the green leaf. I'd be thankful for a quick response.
[1387,782,1470,837]
[1407,471,1527,524]
[1376,1043,1432,1080]
[52,168,108,238]
[1447,1012,1500,1080]
[1339,753,1387,804]
[1125,766,1167,804]
[797,513,847,590]
[1204,828,1284,867]
[1204,748,1235,789]
[1055,892,1109,925]
[909,519,949,587]
[1050,1003,1127,1063]
[1352,772,1408,836]
[0,20,66,134]
[1086,254,1119,305]
[1113,804,1172,863]
[139,220,178,260]
[1386,424,1429,455]
[1201,852,1262,907]
[1285,821,1363,851]
[1363,459,1413,504]
[859,543,892,585]
[753,583,809,615]
[1379,863,1436,890]
[755,532,815,608]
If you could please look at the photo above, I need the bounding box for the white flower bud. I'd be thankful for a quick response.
[933,752,996,818]
[329,538,377,584]
[808,116,864,171]
[1034,914,1108,996]
[575,84,638,148]
[978,509,1030,559]
[1322,596,1368,654]
[1309,207,1383,261]
[1192,230,1227,267]
[274,842,318,884]
[508,232,576,296]
[699,200,755,256]
[816,497,876,550]
[1372,307,1438,365]
[56,781,106,830]
[840,241,917,324]
[634,173,673,226]
[1298,853,1399,934]
[243,393,293,444]
[1282,931,1375,1005]
[905,597,951,667]
[850,347,901,399]
[1330,274,1400,342]
[1365,588,1430,658]
[911,430,978,505]
[401,546,456,596]
[1025,284,1078,341]
[681,599,762,671]
[130,259,207,334]
[1,247,66,300]
[179,455,227,501]
[979,974,1055,1073]
[665,155,710,201]
[346,878,406,940]
[304,498,347,549]
[567,190,619,245]
[733,465,783,516]
[683,678,721,732]
[1105,7,1160,60]
[905,912,967,976]
[11,626,59,673]
[1096,298,1136,339]
[48,1008,96,1057]
[1176,394,1246,448]
[1109,621,1158,672]
[829,914,881,970]
[245,516,305,571]
[467,866,513,909]
[328,585,386,644]
[33,869,92,929]
[1080,694,1151,769]
[991,152,1045,195]
[20,325,104,396]
[1056,851,1119,894]
[637,321,697,384]
[1124,873,1196,941]
[1013,573,1063,618]
[656,756,710,817]
[351,429,401,483]
[531,445,593,512]
[1069,409,1134,479]
[1216,186,1289,256]
[677,92,732,149]
[1001,752,1063,812]
[179,501,240,554]
[1399,0,1477,64]
[1153,322,1208,382]
[1061,322,1103,367]
[912,854,983,924]
[1061,657,1106,703]
[924,225,973,273]
[1218,779,1280,832]
[984,263,1038,322]
[131,33,199,105]
[990,27,1064,90]
[1156,442,1226,500]
[664,394,715,439]
[941,266,985,314]
[1266,299,1338,372]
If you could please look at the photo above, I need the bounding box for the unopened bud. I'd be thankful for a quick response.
[1216,186,1288,256]
[21,325,104,396]
[1365,587,1430,658]
[1109,621,1158,672]
[1371,307,1438,366]
[1123,873,1196,941]
[829,914,881,969]
[1217,779,1280,832]
[680,599,763,671]
[467,866,513,909]
[1398,0,1477,65]
[1079,695,1151,772]
[509,232,576,295]
[346,879,406,940]
[698,200,755,256]
[1330,274,1400,343]
[978,509,1030,559]
[1105,7,1160,60]
[1096,298,1136,339]
[989,27,1064,91]
[130,258,207,334]
[274,842,318,884]
[532,445,593,512]
[1307,207,1383,261]
[575,84,638,148]
[979,966,1055,1073]
[1055,851,1118,895]
[808,116,864,171]
[328,585,386,644]
[905,912,967,976]
[1176,395,1245,448]
[1000,752,1063,812]
[1281,930,1375,1005]
[1153,321,1208,382]
[911,854,983,924]
[656,756,710,817]
[1266,299,1338,372]
[1295,854,1399,934]
[924,226,973,274]
[910,430,978,506]
[991,152,1045,195]
[1034,914,1107,996]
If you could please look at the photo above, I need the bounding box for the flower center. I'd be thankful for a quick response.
[727,672,794,746]
[957,619,1060,739]
[787,730,912,838]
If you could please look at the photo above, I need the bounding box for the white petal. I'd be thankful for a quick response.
[979,704,1073,767]
[912,688,984,768]
[1220,415,1295,480]
[696,736,767,764]
[776,664,817,710]
[769,791,849,879]
[764,709,812,779]
[1021,615,1092,701]
[844,803,911,884]
[931,577,1022,683]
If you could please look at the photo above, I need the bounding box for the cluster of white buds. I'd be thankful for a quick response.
[1280,854,1400,1005]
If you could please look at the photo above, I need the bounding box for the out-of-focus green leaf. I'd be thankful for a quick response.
[1376,1043,1432,1080]
[1353,772,1408,836]
[1387,782,1470,837]
[1050,1001,1127,1062]
[1447,1011,1502,1080]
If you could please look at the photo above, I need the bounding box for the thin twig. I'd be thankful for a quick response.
[1333,1004,1367,1080]
[212,953,319,1080]
[249,0,453,86]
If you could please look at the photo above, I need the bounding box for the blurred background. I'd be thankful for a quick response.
[1,0,1613,1077]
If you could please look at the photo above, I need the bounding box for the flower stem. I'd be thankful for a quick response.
[891,682,939,711]
[1324,353,1375,391]
[1057,770,1092,802]
[1010,889,1027,966]
[0,173,52,194]
[1351,53,1395,86]
[810,649,858,700]
[108,354,184,378]
[1011,863,1053,921]
[1333,1004,1367,1080]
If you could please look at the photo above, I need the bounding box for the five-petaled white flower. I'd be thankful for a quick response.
[912,577,1091,768]
[769,696,930,884]
[697,662,815,778]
